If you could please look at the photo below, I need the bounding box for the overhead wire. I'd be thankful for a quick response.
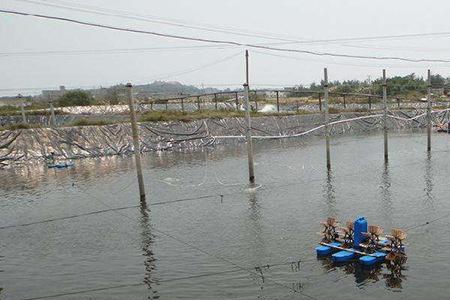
[2,9,450,63]
[251,49,450,69]
[10,0,310,44]
[0,45,236,57]
[0,51,241,93]
[10,0,450,47]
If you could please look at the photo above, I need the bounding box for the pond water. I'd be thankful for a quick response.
[1,131,450,300]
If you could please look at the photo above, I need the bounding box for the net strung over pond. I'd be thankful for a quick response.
[1,109,449,167]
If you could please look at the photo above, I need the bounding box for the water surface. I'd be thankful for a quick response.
[1,131,450,299]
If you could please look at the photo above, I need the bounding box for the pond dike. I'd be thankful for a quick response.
[0,111,435,167]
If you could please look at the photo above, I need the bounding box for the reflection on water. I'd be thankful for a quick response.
[323,170,337,217]
[0,254,3,297]
[318,257,406,289]
[2,132,450,299]
[140,205,159,299]
[380,163,393,226]
[424,152,434,207]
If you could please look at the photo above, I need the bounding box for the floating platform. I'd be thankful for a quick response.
[315,242,341,256]
[359,252,387,266]
[332,249,356,262]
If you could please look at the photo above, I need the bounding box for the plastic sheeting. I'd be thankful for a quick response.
[1,110,449,167]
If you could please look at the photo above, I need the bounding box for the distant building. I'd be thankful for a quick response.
[42,86,67,100]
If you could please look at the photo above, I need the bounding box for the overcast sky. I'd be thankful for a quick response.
[1,0,450,96]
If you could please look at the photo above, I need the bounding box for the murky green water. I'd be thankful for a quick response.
[1,131,450,299]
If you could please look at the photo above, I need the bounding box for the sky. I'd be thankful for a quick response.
[1,0,450,96]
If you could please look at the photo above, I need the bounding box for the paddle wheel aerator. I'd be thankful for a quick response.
[315,216,407,267]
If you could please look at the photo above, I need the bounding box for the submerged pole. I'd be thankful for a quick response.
[126,83,146,204]
[427,69,432,152]
[324,68,331,170]
[244,50,255,185]
[382,69,388,162]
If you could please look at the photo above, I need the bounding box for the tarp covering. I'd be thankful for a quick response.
[1,110,449,167]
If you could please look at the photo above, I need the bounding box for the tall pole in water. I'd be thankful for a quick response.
[324,68,331,170]
[382,69,388,162]
[126,83,147,204]
[427,69,432,152]
[244,50,255,185]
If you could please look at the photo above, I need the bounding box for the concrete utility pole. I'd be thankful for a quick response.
[427,69,432,152]
[244,50,255,185]
[126,83,146,204]
[323,68,331,170]
[18,94,27,124]
[382,69,388,162]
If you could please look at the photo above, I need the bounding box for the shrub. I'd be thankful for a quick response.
[58,90,95,107]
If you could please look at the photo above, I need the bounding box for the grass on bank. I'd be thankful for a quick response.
[0,123,42,131]
[139,109,311,123]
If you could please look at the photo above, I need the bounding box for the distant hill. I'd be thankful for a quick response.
[133,81,218,96]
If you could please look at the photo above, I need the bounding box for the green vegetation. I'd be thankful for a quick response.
[0,105,20,116]
[287,73,450,100]
[0,123,41,131]
[139,109,310,123]
[58,90,95,107]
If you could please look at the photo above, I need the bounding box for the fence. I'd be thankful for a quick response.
[1,89,449,128]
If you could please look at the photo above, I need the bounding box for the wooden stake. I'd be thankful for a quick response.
[126,83,146,204]
[50,102,56,127]
[214,93,218,110]
[319,93,322,112]
[18,94,27,124]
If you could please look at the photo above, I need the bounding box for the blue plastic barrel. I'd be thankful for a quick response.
[353,216,368,248]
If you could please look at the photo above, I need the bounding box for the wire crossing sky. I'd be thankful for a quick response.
[2,9,450,63]
[1,0,450,96]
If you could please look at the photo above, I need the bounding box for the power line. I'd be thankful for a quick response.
[11,0,308,44]
[251,49,450,69]
[149,51,241,81]
[2,9,450,63]
[0,52,241,93]
[0,45,235,57]
[12,0,450,47]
